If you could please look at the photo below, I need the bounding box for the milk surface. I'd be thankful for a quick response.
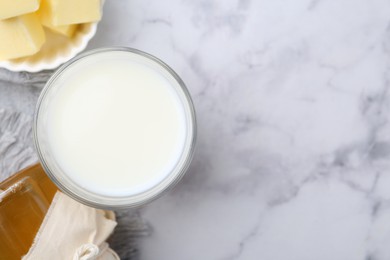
[45,52,187,196]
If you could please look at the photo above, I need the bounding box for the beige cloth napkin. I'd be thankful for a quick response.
[23,191,119,260]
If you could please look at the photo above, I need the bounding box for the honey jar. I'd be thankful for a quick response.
[0,163,57,260]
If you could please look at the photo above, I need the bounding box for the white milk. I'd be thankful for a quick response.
[44,52,187,196]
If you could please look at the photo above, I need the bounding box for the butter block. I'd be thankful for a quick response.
[0,13,45,60]
[45,24,78,37]
[39,0,101,26]
[0,0,40,20]
[37,1,78,37]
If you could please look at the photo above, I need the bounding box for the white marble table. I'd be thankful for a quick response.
[2,0,390,259]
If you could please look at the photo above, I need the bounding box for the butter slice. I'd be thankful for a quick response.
[39,0,101,26]
[0,13,45,60]
[0,0,40,20]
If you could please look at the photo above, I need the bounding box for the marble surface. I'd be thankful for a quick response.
[2,0,390,259]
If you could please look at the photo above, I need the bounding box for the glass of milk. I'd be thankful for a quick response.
[33,47,196,209]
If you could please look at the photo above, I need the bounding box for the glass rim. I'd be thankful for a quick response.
[33,47,197,210]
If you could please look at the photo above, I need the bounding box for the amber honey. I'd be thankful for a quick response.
[0,164,57,260]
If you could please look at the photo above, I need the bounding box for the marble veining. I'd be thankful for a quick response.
[2,0,390,259]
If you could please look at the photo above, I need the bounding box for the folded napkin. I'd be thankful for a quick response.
[23,191,119,260]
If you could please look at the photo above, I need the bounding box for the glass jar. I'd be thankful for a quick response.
[0,163,57,260]
[34,47,196,210]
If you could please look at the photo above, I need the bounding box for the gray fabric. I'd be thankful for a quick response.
[0,70,150,260]
[0,69,53,89]
[0,109,36,181]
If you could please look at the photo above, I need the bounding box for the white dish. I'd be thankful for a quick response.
[0,22,98,73]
